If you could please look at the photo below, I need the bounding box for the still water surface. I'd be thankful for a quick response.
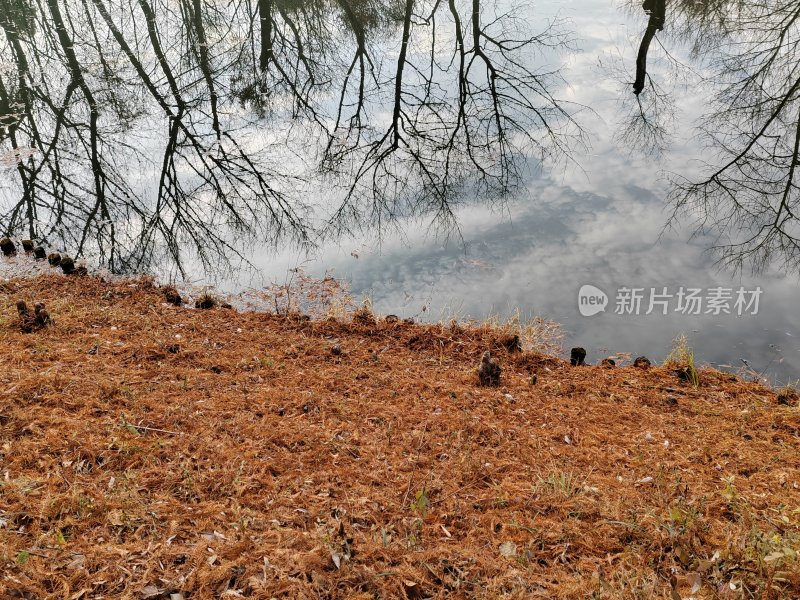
[237,1,800,383]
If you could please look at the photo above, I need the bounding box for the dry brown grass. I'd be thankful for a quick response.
[1,275,799,599]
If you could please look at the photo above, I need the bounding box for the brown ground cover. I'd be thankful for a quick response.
[1,275,799,599]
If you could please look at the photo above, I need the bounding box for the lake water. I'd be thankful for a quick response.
[1,0,798,383]
[236,0,800,384]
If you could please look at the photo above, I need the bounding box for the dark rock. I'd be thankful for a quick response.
[48,253,62,266]
[570,347,586,366]
[478,351,501,386]
[17,299,50,332]
[33,246,46,259]
[633,356,652,369]
[501,334,522,353]
[162,286,182,306]
[600,358,616,367]
[352,306,376,326]
[0,238,16,256]
[195,294,217,309]
[34,302,50,327]
[530,373,538,386]
[331,344,342,356]
[18,315,36,333]
[384,314,399,323]
[777,388,799,406]
[221,302,233,310]
[674,367,697,383]
[60,256,75,274]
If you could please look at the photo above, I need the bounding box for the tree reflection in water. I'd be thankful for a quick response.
[3,0,799,278]
[617,0,800,274]
[0,0,583,275]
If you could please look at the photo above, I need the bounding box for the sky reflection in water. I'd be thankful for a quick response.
[240,0,800,384]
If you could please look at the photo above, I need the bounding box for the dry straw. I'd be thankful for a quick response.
[1,275,798,598]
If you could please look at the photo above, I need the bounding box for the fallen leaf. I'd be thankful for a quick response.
[764,550,785,563]
[499,541,517,558]
[141,585,161,599]
[687,571,702,593]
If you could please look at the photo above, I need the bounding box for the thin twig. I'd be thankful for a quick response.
[121,421,183,435]
[134,424,183,435]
